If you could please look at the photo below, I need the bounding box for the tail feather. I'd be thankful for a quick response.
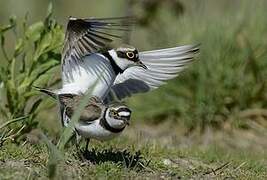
[33,86,57,99]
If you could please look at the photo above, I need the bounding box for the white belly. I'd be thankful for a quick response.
[61,53,116,99]
[75,120,121,141]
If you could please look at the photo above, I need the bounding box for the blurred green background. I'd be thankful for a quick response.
[0,0,267,136]
[0,1,267,179]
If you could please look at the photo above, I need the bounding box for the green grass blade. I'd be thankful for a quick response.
[0,116,27,130]
[57,77,101,151]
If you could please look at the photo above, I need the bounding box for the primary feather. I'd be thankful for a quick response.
[62,17,135,66]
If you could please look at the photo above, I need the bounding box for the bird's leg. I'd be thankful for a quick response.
[74,132,91,162]
[78,139,91,164]
[74,131,87,161]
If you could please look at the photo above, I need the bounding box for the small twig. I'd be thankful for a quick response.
[0,125,25,146]
[234,162,246,172]
[2,125,26,141]
[203,162,230,175]
[5,129,14,137]
[138,161,155,173]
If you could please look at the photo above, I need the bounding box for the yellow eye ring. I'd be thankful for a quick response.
[111,110,117,116]
[126,52,135,59]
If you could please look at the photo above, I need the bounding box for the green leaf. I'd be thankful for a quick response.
[30,59,59,83]
[46,2,53,18]
[9,15,17,26]
[0,24,14,33]
[18,58,59,92]
[6,80,17,114]
[10,58,17,87]
[0,66,8,82]
[0,34,10,62]
[33,32,52,61]
[0,6,62,141]
[25,22,44,42]
[33,71,59,86]
[39,132,63,178]
[14,38,24,57]
[24,91,38,99]
[22,12,29,33]
[0,116,26,130]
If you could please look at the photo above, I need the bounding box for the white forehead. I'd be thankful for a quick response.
[112,105,128,110]
[116,46,136,52]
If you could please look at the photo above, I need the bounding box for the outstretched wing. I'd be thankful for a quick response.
[105,44,200,102]
[62,16,134,65]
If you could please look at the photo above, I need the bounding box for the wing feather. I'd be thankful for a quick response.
[62,17,135,65]
[105,44,200,102]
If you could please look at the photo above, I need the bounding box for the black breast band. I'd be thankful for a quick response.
[102,52,123,75]
[100,108,125,133]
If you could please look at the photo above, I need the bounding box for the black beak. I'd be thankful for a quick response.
[135,61,147,69]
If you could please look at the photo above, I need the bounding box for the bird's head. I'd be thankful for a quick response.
[105,103,131,129]
[108,45,147,71]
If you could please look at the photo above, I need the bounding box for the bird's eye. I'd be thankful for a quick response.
[126,52,135,59]
[110,110,118,117]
